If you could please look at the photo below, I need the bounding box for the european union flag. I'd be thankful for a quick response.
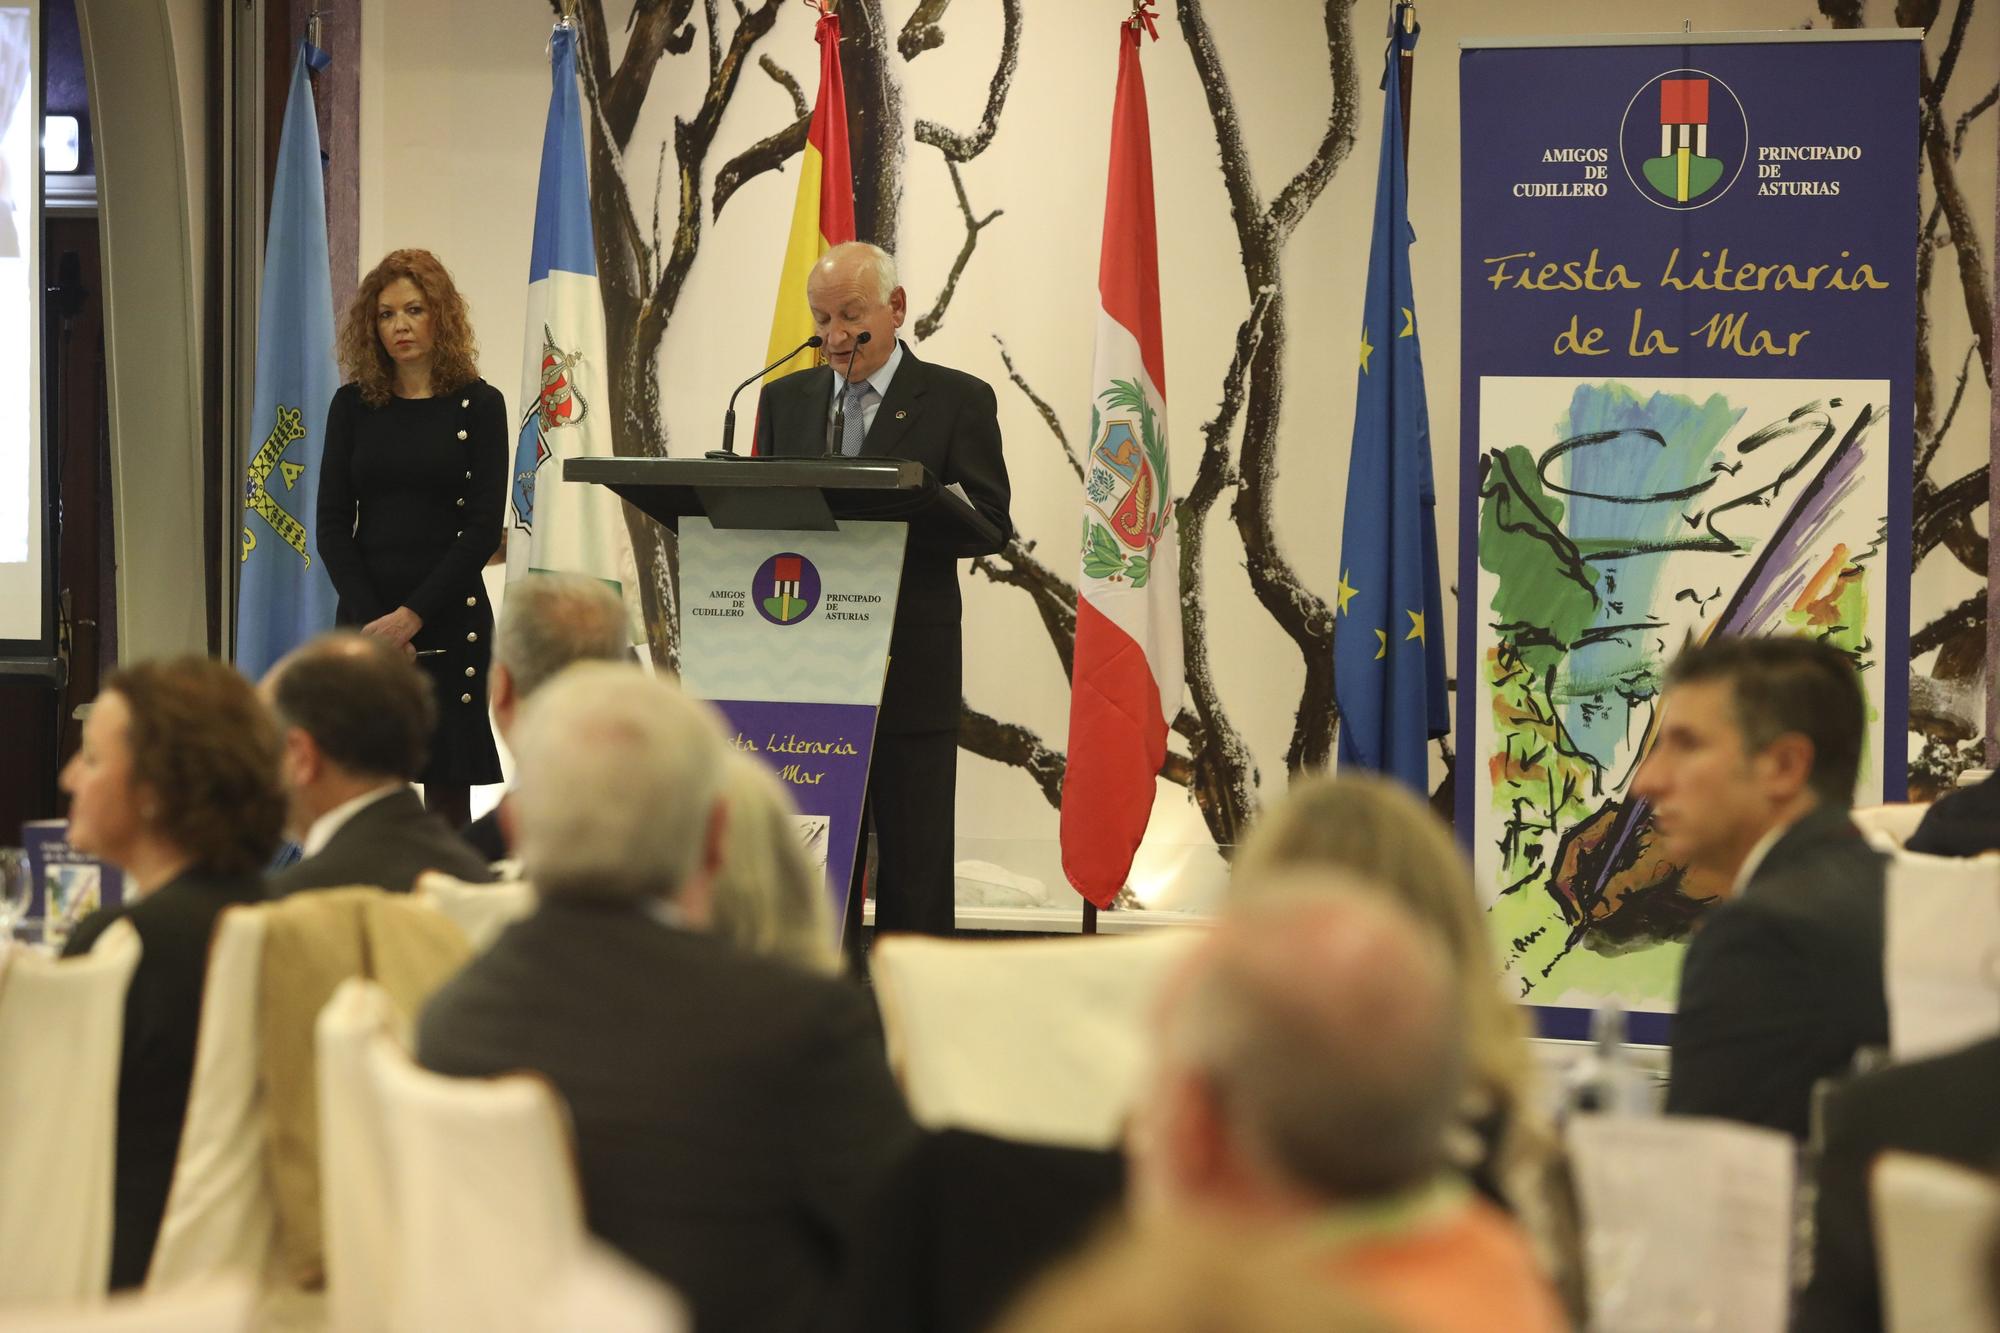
[235,41,339,680]
[1334,7,1447,794]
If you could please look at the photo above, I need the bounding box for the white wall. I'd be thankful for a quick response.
[358,0,1997,908]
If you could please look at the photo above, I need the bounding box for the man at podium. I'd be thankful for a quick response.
[754,241,1012,939]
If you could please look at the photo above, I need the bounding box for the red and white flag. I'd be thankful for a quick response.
[1061,17,1182,910]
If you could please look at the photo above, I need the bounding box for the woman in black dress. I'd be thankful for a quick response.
[318,249,506,827]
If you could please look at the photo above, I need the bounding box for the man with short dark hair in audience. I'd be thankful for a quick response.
[1632,634,1885,1137]
[1905,767,2000,857]
[264,632,493,896]
[460,572,629,861]
[1795,1033,2000,1331]
[1127,877,1566,1333]
[416,664,915,1333]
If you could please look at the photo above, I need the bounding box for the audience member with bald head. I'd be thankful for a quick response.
[418,665,915,1331]
[1231,773,1578,1316]
[460,571,629,860]
[1132,875,1566,1333]
[264,631,494,896]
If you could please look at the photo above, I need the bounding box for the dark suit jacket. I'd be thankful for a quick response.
[64,865,267,1289]
[1906,770,2000,857]
[833,1130,1126,1333]
[1665,806,1888,1138]
[416,896,918,1333]
[753,343,1011,733]
[268,786,494,897]
[1795,1035,2000,1333]
[460,798,509,863]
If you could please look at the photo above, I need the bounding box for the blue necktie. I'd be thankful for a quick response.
[840,381,874,456]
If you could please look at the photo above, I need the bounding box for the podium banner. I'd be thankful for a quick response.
[1457,33,1918,1039]
[678,517,906,929]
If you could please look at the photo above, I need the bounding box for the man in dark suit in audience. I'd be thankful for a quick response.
[264,632,493,896]
[1634,635,1886,1138]
[459,572,629,861]
[755,241,1011,940]
[1795,1034,2000,1332]
[1905,768,2000,857]
[417,664,916,1333]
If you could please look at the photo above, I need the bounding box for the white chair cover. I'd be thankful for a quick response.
[1851,803,1933,852]
[0,1275,255,1332]
[143,906,275,1291]
[540,1242,686,1333]
[1874,1151,2000,1333]
[366,1033,587,1332]
[871,930,1202,1149]
[413,871,534,953]
[1884,850,2000,1061]
[1567,1114,1795,1333]
[315,979,402,1333]
[0,920,141,1307]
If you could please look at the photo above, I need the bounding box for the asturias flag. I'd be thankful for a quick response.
[235,40,340,681]
[507,21,628,596]
[760,0,855,385]
[1333,6,1447,793]
[1061,18,1183,910]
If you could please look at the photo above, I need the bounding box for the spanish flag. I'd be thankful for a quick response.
[762,0,854,382]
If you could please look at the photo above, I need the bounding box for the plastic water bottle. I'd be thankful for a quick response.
[1565,1000,1651,1117]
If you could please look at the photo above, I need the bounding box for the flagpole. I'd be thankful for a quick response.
[1399,4,1418,160]
[1080,1,1157,940]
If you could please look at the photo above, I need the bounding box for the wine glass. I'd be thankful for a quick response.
[0,847,29,942]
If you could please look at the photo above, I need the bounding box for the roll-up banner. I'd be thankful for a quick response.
[1458,32,1920,1041]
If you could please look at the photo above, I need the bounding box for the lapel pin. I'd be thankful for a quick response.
[894,409,908,420]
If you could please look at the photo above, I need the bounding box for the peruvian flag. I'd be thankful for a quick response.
[1061,18,1183,909]
[760,0,855,386]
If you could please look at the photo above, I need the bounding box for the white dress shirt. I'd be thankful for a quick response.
[300,783,406,858]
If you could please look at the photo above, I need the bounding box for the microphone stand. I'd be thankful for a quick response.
[824,331,873,458]
[707,334,823,460]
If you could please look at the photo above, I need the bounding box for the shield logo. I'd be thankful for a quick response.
[1085,420,1158,552]
[512,324,591,532]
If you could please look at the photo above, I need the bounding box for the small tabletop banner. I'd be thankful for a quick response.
[678,517,907,930]
[1457,32,1919,1040]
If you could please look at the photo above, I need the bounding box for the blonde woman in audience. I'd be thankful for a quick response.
[709,750,840,974]
[1229,771,1582,1318]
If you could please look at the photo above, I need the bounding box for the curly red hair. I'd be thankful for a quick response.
[339,249,480,406]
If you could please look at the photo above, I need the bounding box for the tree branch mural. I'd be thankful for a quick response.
[565,0,1371,867]
[560,0,1988,893]
[940,0,1359,853]
[564,0,785,671]
[1821,0,1995,790]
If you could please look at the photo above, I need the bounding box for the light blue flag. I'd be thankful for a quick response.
[1333,6,1448,793]
[236,40,340,680]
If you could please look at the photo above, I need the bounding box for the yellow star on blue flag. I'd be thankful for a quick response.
[1332,4,1446,794]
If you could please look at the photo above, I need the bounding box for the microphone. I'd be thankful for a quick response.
[825,331,873,457]
[708,334,823,459]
